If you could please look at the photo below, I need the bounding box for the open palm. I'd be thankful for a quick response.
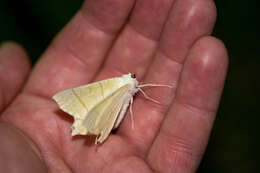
[0,0,228,172]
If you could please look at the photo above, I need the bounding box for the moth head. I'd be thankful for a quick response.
[130,73,136,79]
[121,73,139,87]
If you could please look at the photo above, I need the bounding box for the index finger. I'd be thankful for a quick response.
[24,0,135,98]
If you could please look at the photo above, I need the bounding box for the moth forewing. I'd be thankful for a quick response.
[52,75,134,135]
[52,89,88,120]
[82,85,131,143]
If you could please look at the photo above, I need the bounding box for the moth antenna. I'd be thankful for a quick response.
[138,83,173,88]
[129,97,135,129]
[138,88,160,104]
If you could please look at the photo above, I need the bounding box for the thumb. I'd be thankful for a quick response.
[0,42,30,113]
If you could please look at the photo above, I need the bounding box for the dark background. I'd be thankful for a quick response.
[0,0,257,172]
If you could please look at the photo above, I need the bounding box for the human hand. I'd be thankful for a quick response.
[0,0,228,172]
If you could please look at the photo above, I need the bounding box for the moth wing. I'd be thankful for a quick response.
[52,78,124,119]
[52,77,125,135]
[83,84,130,143]
[52,88,88,120]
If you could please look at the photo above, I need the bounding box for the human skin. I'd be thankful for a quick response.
[0,0,228,172]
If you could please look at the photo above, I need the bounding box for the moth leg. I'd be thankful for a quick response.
[95,135,99,145]
[130,97,135,129]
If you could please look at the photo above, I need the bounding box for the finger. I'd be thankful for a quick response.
[0,42,30,113]
[0,122,47,172]
[118,0,217,154]
[24,0,136,98]
[91,0,175,82]
[147,37,228,172]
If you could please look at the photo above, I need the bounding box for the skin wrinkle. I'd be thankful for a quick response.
[100,26,157,78]
[0,122,48,172]
[51,43,93,77]
[143,51,182,89]
[150,131,201,172]
[13,123,46,162]
[100,149,130,173]
[125,25,158,50]
[22,90,53,103]
[175,98,217,115]
[0,85,6,113]
[38,121,72,173]
[92,137,133,172]
[107,156,153,173]
[97,138,133,167]
[79,9,117,37]
[138,95,170,116]
[129,0,176,41]
[53,13,112,72]
[54,113,73,172]
[64,42,99,72]
[0,122,43,160]
[119,99,169,158]
[160,128,195,157]
[128,19,163,43]
[81,0,136,35]
[57,123,74,173]
[157,46,184,70]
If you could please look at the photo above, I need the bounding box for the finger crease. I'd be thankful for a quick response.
[128,24,160,43]
[175,99,216,116]
[79,10,120,37]
[158,46,184,66]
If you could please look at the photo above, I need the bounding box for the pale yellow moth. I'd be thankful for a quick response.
[53,73,169,144]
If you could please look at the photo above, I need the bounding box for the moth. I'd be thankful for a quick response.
[53,73,170,144]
